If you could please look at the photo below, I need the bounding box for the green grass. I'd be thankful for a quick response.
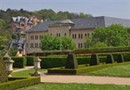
[17,83,130,90]
[12,69,46,77]
[84,62,130,77]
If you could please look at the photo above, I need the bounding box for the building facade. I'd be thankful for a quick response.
[26,16,130,53]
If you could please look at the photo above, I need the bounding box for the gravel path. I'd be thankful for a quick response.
[41,75,130,85]
[13,67,130,85]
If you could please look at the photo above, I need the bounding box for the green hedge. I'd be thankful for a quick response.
[40,57,66,69]
[40,56,91,69]
[75,46,130,53]
[26,56,35,66]
[0,77,40,90]
[90,54,99,66]
[11,57,26,68]
[65,53,78,69]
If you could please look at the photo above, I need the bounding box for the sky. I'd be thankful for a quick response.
[0,0,130,19]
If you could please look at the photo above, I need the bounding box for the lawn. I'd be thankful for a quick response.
[84,62,130,77]
[17,83,130,90]
[12,69,46,77]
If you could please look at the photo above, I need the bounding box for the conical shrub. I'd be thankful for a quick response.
[90,54,99,66]
[106,54,114,64]
[65,53,78,69]
[117,54,124,63]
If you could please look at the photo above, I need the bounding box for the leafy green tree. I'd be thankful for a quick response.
[91,24,129,47]
[40,34,75,50]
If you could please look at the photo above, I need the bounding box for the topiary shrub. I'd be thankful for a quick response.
[116,54,124,63]
[0,77,40,90]
[11,57,26,68]
[106,54,114,64]
[40,57,66,69]
[90,54,99,66]
[0,59,8,83]
[26,56,35,66]
[65,53,78,69]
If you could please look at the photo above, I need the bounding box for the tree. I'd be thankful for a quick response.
[91,24,129,47]
[40,34,75,50]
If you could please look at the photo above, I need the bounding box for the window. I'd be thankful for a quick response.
[57,33,61,37]
[30,35,34,40]
[78,43,80,48]
[81,34,83,39]
[85,33,87,36]
[72,34,74,39]
[75,34,76,39]
[30,43,34,48]
[35,35,38,40]
[64,33,66,36]
[80,43,82,48]
[35,43,38,48]
[78,34,80,39]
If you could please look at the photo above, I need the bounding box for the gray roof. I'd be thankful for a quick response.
[27,16,130,32]
[27,21,55,32]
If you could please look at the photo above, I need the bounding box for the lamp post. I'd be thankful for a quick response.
[4,56,14,77]
[31,57,41,76]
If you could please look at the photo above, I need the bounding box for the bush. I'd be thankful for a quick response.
[123,53,130,62]
[106,54,114,64]
[65,53,78,69]
[90,54,99,66]
[0,77,40,90]
[11,57,26,68]
[77,57,90,65]
[0,59,8,83]
[40,57,66,69]
[75,46,130,54]
[26,56,35,66]
[116,54,124,63]
[48,68,77,75]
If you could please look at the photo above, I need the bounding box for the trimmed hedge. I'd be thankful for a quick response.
[90,54,99,66]
[65,53,78,69]
[40,57,66,69]
[26,56,35,66]
[40,56,91,69]
[11,57,26,68]
[48,62,130,75]
[0,77,40,90]
[106,54,114,64]
[75,46,130,54]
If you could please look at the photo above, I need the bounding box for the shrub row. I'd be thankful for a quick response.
[11,57,26,68]
[48,62,130,75]
[0,77,40,90]
[75,46,130,54]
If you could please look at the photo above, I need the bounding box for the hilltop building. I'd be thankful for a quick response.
[26,16,130,53]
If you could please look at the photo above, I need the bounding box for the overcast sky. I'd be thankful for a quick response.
[0,0,130,19]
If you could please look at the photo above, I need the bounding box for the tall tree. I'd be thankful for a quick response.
[40,34,75,50]
[91,24,129,47]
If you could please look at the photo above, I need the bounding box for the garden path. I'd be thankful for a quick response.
[41,75,130,85]
[13,66,130,85]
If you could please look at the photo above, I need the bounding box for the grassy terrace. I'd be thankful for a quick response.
[86,64,130,77]
[12,69,46,77]
[17,83,130,90]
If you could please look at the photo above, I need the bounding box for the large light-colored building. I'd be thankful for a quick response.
[26,16,130,53]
